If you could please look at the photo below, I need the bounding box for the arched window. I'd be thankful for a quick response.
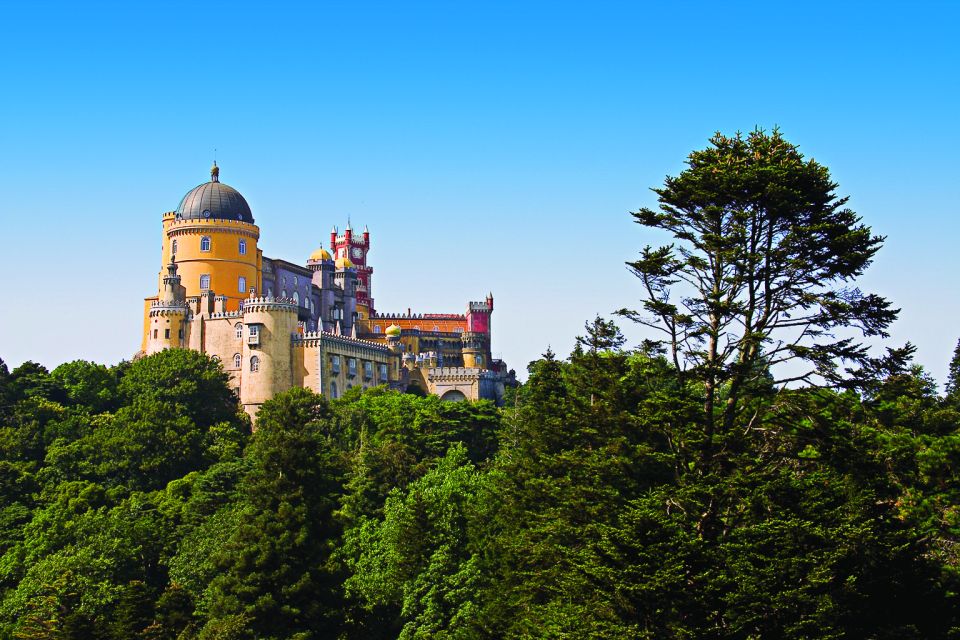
[281,289,288,299]
[330,381,338,399]
[171,239,178,255]
[374,325,382,333]
[433,325,440,332]
[294,276,299,286]
[233,353,241,368]
[413,325,421,331]
[250,356,260,372]
[239,239,247,255]
[200,274,211,290]
[235,323,242,339]
[200,236,211,252]
[293,291,300,305]
[267,287,273,297]
[238,276,247,293]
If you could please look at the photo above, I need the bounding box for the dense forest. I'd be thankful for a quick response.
[3,130,960,639]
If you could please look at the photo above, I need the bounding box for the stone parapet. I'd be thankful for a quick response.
[426,367,497,381]
[242,296,298,314]
[295,330,391,354]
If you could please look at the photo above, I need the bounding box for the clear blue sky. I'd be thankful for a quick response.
[1,1,958,385]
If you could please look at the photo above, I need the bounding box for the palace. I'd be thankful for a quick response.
[140,164,511,416]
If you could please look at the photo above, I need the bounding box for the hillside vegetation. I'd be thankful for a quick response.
[3,130,959,639]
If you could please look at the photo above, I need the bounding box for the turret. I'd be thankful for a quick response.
[461,331,490,369]
[385,324,403,380]
[146,256,189,353]
[239,296,299,417]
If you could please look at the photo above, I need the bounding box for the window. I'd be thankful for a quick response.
[331,355,341,374]
[200,274,210,290]
[374,325,381,334]
[455,327,464,333]
[379,363,388,380]
[250,356,260,372]
[239,239,247,255]
[267,287,273,297]
[348,358,357,377]
[293,291,300,305]
[413,325,420,331]
[238,276,246,293]
[281,289,287,299]
[233,353,241,369]
[330,381,338,399]
[164,328,170,339]
[171,239,177,255]
[178,328,183,339]
[153,329,157,339]
[433,325,440,332]
[200,236,211,252]
[293,276,298,286]
[363,361,373,380]
[248,325,259,337]
[235,323,242,339]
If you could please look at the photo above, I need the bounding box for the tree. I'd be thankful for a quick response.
[620,128,897,440]
[945,338,960,399]
[202,388,344,638]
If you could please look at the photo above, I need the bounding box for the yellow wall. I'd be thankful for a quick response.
[159,215,261,312]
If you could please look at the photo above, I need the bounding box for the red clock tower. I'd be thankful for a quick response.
[330,222,375,318]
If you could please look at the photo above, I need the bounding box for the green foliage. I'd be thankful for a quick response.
[1,131,958,637]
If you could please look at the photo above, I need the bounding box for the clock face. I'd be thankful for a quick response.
[351,247,363,259]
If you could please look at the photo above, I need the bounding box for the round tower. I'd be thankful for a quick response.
[146,256,190,353]
[157,164,261,312]
[461,331,489,369]
[239,296,299,416]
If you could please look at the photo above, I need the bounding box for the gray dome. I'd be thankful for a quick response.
[175,171,254,223]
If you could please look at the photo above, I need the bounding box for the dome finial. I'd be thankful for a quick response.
[211,161,220,183]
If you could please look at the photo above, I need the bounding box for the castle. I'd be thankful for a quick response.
[141,164,511,416]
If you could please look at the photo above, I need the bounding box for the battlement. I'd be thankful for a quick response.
[165,217,260,237]
[468,301,492,313]
[295,330,391,353]
[149,303,190,317]
[373,312,467,320]
[332,234,368,247]
[242,296,298,313]
[150,300,189,311]
[209,310,243,319]
[426,367,497,381]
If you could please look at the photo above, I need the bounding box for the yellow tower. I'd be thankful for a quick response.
[142,164,262,350]
[145,256,189,353]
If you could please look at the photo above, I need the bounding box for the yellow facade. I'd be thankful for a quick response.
[160,215,261,306]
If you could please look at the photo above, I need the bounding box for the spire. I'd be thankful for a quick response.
[345,216,352,232]
[210,161,220,183]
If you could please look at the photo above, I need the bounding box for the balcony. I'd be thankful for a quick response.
[247,334,260,346]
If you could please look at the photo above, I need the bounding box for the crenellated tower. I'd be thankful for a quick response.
[330,222,374,320]
[146,256,190,353]
[239,296,299,415]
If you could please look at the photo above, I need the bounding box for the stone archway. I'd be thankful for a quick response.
[440,389,467,402]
